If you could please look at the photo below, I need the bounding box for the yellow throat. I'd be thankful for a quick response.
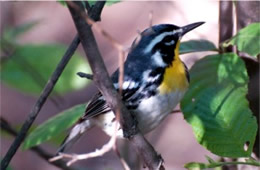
[159,41,189,94]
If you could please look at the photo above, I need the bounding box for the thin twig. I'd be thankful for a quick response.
[113,144,131,170]
[66,2,164,169]
[149,11,153,27]
[171,109,181,114]
[0,118,77,170]
[118,50,125,95]
[77,72,93,80]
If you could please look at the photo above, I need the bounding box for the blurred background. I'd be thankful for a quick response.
[1,1,255,170]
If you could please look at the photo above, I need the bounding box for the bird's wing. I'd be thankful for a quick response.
[80,92,110,120]
[80,82,140,120]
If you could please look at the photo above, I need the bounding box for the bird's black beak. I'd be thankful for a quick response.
[181,22,205,36]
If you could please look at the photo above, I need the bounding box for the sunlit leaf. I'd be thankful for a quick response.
[23,104,86,150]
[180,39,218,54]
[181,53,257,157]
[1,44,91,95]
[223,23,260,57]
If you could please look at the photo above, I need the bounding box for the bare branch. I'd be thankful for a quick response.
[0,2,106,169]
[0,118,77,170]
[66,2,164,169]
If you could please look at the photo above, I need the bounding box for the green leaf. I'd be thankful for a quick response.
[180,39,218,54]
[185,160,260,170]
[23,104,86,150]
[1,44,91,95]
[223,23,260,57]
[181,53,257,157]
[184,162,208,169]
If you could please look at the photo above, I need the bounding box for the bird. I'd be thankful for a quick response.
[57,22,205,153]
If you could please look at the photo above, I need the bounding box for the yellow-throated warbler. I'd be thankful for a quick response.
[58,22,204,152]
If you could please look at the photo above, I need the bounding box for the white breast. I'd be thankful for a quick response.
[94,90,186,138]
[134,90,186,133]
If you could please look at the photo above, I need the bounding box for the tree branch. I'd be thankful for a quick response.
[67,1,164,169]
[0,2,106,169]
[0,118,77,170]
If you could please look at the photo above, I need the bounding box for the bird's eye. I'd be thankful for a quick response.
[163,36,174,46]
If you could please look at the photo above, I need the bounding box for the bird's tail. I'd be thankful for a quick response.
[56,120,93,154]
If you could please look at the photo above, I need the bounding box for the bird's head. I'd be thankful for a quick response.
[130,22,205,66]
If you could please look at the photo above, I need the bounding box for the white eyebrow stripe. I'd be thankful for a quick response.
[143,31,173,53]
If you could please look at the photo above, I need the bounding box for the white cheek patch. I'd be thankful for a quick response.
[151,51,167,67]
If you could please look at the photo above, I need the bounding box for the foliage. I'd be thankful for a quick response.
[181,53,257,157]
[180,22,259,168]
[0,22,91,95]
[223,23,260,57]
[23,104,86,150]
[185,156,260,169]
